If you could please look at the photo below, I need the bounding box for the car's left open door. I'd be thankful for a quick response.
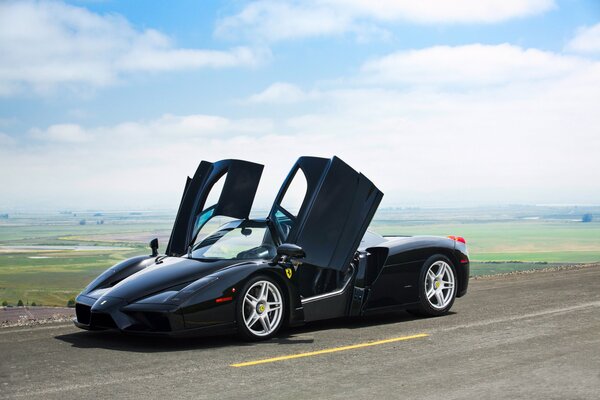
[270,156,383,271]
[166,159,264,256]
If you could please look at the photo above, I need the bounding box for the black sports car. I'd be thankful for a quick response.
[74,156,469,340]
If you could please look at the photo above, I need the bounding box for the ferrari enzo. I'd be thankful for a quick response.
[74,156,470,340]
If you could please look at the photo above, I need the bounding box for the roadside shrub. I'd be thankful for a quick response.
[67,298,76,307]
[31,302,37,306]
[1,300,7,307]
[582,213,593,223]
[17,299,24,307]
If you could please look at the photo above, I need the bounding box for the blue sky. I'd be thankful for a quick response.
[1,0,599,210]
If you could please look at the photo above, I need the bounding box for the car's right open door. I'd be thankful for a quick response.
[269,156,383,272]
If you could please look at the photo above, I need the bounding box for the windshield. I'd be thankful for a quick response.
[191,225,276,260]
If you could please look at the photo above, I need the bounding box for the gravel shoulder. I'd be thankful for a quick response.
[1,307,74,328]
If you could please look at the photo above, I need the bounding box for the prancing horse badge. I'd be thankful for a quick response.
[285,267,293,279]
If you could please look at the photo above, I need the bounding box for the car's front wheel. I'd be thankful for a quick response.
[236,275,285,341]
[409,255,457,317]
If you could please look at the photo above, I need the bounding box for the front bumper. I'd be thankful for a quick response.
[72,316,235,337]
[74,295,235,337]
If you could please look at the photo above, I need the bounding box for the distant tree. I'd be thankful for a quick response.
[17,299,24,307]
[1,300,7,307]
[67,298,76,307]
[79,219,86,225]
[31,302,37,306]
[582,213,593,223]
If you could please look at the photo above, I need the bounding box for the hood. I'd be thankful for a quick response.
[93,256,245,304]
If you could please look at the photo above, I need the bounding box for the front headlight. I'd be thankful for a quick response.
[167,276,219,304]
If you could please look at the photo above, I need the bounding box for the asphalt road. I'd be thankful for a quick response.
[1,266,599,400]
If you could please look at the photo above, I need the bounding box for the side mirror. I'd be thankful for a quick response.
[276,243,305,259]
[150,238,159,257]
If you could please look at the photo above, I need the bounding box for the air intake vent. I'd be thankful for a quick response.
[75,303,91,325]
[90,312,117,329]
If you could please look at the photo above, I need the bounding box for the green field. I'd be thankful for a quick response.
[371,221,600,263]
[1,207,599,306]
[0,248,143,306]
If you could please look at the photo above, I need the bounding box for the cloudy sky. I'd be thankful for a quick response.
[1,0,599,210]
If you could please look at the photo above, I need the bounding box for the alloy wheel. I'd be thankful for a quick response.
[242,280,283,337]
[424,260,455,310]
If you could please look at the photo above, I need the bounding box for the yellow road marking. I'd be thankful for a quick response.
[230,333,429,367]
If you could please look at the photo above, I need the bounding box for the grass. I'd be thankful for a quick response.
[0,213,233,306]
[0,248,144,306]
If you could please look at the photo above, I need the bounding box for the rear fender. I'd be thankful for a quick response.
[362,236,466,310]
[425,247,469,298]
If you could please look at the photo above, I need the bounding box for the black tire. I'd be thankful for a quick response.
[408,254,457,317]
[236,274,286,341]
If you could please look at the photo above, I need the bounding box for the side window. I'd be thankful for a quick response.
[190,172,228,244]
[273,168,307,242]
[279,168,307,217]
[204,172,227,209]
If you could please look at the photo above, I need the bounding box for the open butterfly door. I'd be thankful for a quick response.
[166,159,264,256]
[270,156,383,271]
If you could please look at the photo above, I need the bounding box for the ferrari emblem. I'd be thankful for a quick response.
[285,268,293,279]
[435,281,441,289]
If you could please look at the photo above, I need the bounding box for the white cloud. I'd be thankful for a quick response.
[0,132,16,147]
[247,82,317,103]
[0,1,267,95]
[0,113,279,209]
[566,23,600,54]
[117,44,268,71]
[216,0,555,42]
[325,0,555,23]
[361,44,590,86]
[0,117,17,129]
[30,124,92,143]
[2,42,600,209]
[215,2,353,42]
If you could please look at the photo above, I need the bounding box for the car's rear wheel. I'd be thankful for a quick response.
[236,275,285,341]
[409,255,457,317]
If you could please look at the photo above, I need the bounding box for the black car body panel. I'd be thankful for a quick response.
[360,236,470,313]
[74,156,469,336]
